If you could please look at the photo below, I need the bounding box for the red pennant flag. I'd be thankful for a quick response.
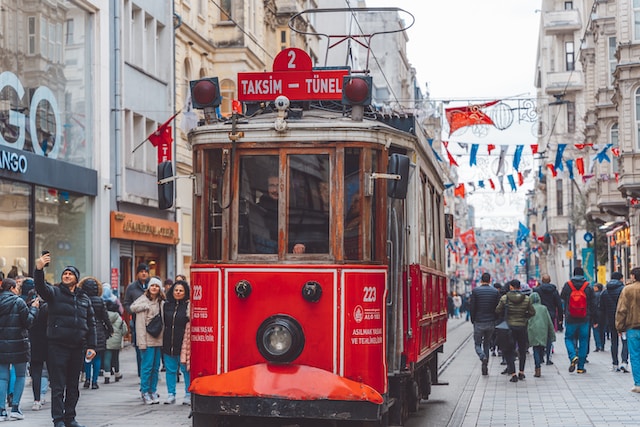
[489,179,495,190]
[574,143,593,150]
[575,157,585,175]
[530,144,538,154]
[546,163,557,177]
[454,183,466,198]
[612,147,620,157]
[445,100,499,135]
[147,112,179,164]
[487,144,496,155]
[447,150,459,167]
[518,172,524,186]
[615,173,619,183]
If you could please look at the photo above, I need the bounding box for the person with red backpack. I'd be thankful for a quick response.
[561,267,598,374]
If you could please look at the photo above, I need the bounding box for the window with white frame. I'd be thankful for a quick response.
[609,37,617,85]
[28,17,36,54]
[565,41,575,71]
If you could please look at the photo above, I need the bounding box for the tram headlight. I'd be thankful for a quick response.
[256,315,304,363]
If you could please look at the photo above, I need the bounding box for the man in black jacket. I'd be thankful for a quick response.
[123,263,150,378]
[533,273,564,364]
[600,271,629,372]
[34,253,96,427]
[470,272,500,375]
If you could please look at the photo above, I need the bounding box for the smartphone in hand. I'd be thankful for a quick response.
[41,250,50,267]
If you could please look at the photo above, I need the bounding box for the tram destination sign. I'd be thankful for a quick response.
[238,48,349,102]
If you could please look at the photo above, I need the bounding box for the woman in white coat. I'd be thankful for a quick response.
[130,277,165,405]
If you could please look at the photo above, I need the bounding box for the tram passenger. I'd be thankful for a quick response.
[254,175,279,254]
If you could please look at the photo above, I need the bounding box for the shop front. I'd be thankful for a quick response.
[110,211,179,299]
[0,1,99,281]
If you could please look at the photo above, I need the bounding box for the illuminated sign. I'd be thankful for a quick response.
[238,48,349,102]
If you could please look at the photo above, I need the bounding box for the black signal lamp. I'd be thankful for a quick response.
[157,161,174,210]
[342,75,372,106]
[190,77,222,108]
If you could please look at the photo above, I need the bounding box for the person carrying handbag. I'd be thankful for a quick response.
[495,279,535,383]
[130,277,165,405]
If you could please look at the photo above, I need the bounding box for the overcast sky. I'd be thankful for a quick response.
[365,0,542,231]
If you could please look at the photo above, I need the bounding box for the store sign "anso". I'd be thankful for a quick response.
[0,71,61,159]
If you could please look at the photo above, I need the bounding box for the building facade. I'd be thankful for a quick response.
[0,1,110,285]
[532,0,640,283]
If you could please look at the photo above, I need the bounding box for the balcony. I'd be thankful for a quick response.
[618,154,640,198]
[546,215,570,237]
[543,9,582,35]
[545,70,584,95]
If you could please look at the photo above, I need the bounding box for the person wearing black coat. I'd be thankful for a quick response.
[469,273,500,375]
[34,253,96,427]
[600,272,629,371]
[0,278,38,421]
[78,277,113,390]
[161,280,191,404]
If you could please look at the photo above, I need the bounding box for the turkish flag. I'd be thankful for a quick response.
[445,101,498,135]
[148,112,178,164]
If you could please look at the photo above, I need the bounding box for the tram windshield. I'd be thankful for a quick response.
[238,154,330,255]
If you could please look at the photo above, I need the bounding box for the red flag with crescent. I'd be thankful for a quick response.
[445,101,498,135]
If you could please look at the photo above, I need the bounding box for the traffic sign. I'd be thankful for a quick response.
[584,232,593,242]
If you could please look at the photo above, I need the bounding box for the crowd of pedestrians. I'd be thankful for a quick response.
[0,254,192,427]
[468,267,640,393]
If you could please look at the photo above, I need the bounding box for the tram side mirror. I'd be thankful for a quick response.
[157,161,174,210]
[387,153,410,199]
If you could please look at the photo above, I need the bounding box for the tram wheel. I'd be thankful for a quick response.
[407,379,421,413]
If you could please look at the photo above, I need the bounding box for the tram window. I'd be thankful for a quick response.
[238,155,279,254]
[344,149,361,260]
[287,154,330,254]
[419,174,427,266]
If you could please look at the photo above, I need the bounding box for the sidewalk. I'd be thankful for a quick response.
[462,329,640,427]
[17,345,191,427]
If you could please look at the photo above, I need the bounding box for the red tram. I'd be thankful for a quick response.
[185,48,449,426]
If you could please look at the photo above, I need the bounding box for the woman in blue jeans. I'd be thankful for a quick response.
[0,278,38,420]
[130,277,165,404]
[161,280,191,404]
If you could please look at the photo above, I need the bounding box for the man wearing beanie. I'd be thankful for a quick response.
[561,266,597,375]
[34,253,96,427]
[123,263,150,378]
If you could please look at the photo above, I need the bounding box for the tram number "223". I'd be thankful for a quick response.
[362,286,377,302]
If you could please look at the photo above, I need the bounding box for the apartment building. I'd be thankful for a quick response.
[532,0,640,282]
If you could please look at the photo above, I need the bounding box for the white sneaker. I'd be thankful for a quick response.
[0,408,7,421]
[9,408,24,420]
[611,364,619,372]
[164,394,175,404]
[621,363,630,373]
[31,401,42,411]
[142,393,154,405]
[182,395,191,406]
[151,392,160,404]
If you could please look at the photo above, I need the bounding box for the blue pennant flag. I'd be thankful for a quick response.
[555,144,567,171]
[596,143,613,163]
[507,174,516,191]
[470,144,479,166]
[566,159,574,180]
[427,139,443,162]
[478,180,485,188]
[516,222,530,245]
[512,145,524,171]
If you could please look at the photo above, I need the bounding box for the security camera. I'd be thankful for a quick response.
[274,95,290,112]
[104,183,113,190]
